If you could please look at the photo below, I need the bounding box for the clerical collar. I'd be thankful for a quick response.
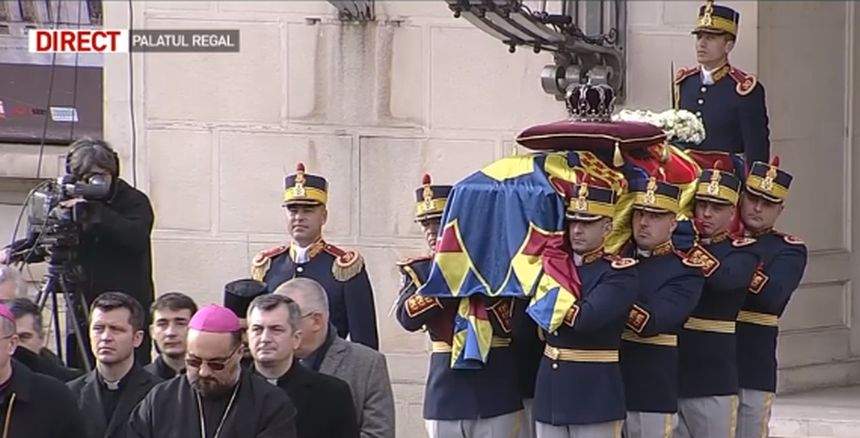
[98,367,134,391]
[700,231,729,246]
[637,240,673,258]
[700,64,729,85]
[290,238,325,263]
[745,227,773,238]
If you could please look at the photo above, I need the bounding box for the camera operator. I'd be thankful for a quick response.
[1,138,155,367]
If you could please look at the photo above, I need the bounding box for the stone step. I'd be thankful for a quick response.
[770,385,860,437]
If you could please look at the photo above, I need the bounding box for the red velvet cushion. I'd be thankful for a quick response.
[516,120,666,152]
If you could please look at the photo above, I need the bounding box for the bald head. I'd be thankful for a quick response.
[273,278,330,358]
[274,278,329,319]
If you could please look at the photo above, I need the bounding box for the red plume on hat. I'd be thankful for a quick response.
[770,155,780,167]
[296,162,306,173]
[422,173,432,185]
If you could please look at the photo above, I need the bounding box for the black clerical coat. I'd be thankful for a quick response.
[143,356,182,380]
[256,361,358,438]
[127,368,298,438]
[0,360,86,438]
[67,365,162,438]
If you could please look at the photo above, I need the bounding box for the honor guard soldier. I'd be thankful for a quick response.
[252,162,379,350]
[676,1,770,170]
[675,170,761,437]
[532,183,638,438]
[735,159,807,438]
[395,174,523,438]
[619,178,706,437]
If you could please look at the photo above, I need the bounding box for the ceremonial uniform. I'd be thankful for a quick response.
[676,3,770,170]
[252,163,379,350]
[619,179,706,437]
[395,176,523,437]
[735,161,807,438]
[532,183,639,438]
[675,170,761,438]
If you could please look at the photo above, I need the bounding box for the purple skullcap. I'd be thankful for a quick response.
[189,305,241,333]
[0,304,12,324]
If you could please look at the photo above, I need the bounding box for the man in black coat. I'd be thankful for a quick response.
[0,303,86,438]
[248,293,357,438]
[2,138,155,367]
[6,297,83,382]
[67,293,162,438]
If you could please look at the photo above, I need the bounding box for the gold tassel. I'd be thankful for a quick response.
[332,251,365,282]
[613,142,624,167]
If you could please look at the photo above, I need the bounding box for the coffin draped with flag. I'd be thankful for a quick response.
[419,83,703,369]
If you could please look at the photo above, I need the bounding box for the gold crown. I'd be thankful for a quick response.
[294,163,306,196]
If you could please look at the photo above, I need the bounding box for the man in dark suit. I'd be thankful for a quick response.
[6,297,83,382]
[247,293,357,438]
[68,292,162,438]
[277,278,395,438]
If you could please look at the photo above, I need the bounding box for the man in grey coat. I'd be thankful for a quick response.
[276,278,395,438]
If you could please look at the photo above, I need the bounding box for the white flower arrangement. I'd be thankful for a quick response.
[613,109,706,145]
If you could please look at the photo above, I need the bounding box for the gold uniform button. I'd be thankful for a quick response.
[553,331,558,336]
[552,363,558,370]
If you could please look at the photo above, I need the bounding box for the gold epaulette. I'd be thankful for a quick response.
[324,243,365,282]
[728,67,758,96]
[396,254,433,267]
[251,245,288,281]
[674,65,700,84]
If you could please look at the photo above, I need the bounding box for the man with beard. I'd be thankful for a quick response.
[675,170,760,437]
[248,293,357,438]
[68,292,162,438]
[619,178,705,437]
[735,160,806,438]
[145,292,198,379]
[128,304,297,438]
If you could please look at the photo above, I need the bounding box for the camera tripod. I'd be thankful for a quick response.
[33,232,93,373]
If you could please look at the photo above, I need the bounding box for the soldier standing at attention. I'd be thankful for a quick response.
[396,174,523,438]
[252,162,379,350]
[532,182,638,438]
[735,160,807,438]
[676,1,770,171]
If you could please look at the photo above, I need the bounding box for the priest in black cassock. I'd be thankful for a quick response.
[127,304,297,438]
[247,293,358,438]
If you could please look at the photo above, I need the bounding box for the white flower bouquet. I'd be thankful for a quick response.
[613,109,706,145]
